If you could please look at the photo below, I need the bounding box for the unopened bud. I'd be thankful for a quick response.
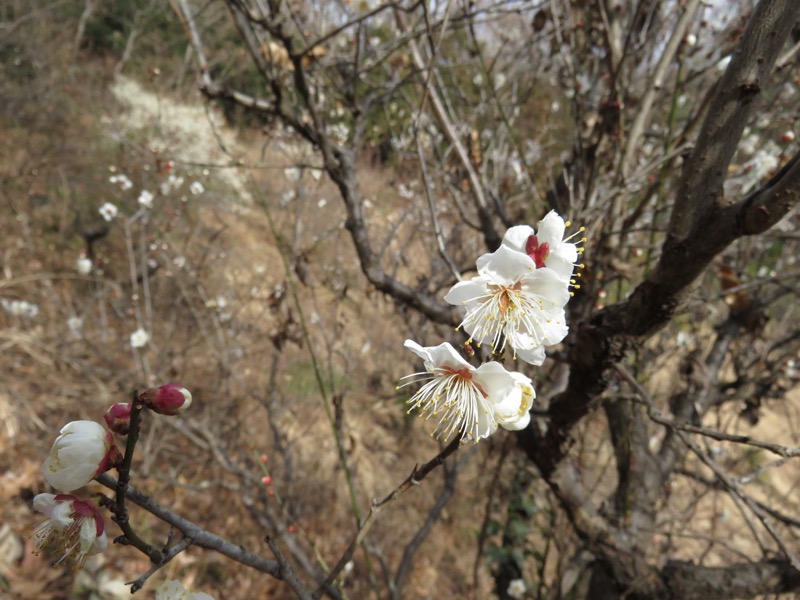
[104,403,132,435]
[262,475,272,485]
[140,384,192,416]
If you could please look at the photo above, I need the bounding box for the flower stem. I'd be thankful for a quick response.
[108,389,163,564]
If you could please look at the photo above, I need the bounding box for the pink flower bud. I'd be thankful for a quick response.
[104,403,132,435]
[260,454,269,463]
[262,475,272,485]
[140,384,192,416]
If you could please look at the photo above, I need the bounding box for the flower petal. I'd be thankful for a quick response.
[501,225,535,254]
[536,211,566,246]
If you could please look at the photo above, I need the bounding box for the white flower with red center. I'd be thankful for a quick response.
[32,493,107,567]
[492,371,536,432]
[498,211,584,281]
[41,421,119,492]
[98,202,118,222]
[155,580,215,600]
[400,340,523,442]
[444,245,570,365]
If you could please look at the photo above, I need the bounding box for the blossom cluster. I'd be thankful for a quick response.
[1,298,39,318]
[99,166,205,222]
[32,385,195,588]
[401,211,583,443]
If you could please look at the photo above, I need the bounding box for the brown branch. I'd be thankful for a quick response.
[668,0,800,243]
[662,559,800,600]
[95,474,282,578]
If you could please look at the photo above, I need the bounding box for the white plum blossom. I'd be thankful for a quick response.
[99,202,118,222]
[400,340,525,442]
[1,298,39,318]
[507,578,527,599]
[155,580,215,600]
[138,190,154,208]
[189,181,205,195]
[109,174,133,190]
[67,316,83,336]
[76,256,92,275]
[492,372,536,432]
[444,245,570,365]
[41,421,118,492]
[32,493,107,567]
[130,328,150,348]
[283,167,301,182]
[171,175,185,187]
[498,211,583,281]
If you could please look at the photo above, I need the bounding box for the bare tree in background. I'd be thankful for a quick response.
[171,0,800,597]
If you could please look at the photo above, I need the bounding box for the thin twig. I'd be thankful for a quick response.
[311,436,461,599]
[126,536,192,592]
[265,536,315,600]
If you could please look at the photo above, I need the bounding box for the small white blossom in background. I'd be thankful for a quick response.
[676,331,694,347]
[317,198,328,208]
[189,181,205,195]
[685,33,697,46]
[398,183,414,199]
[283,167,301,182]
[76,256,92,275]
[155,580,215,600]
[138,190,154,208]
[310,169,322,181]
[507,578,527,599]
[99,202,118,222]
[781,130,795,144]
[1,298,39,318]
[41,421,118,492]
[172,174,185,187]
[280,190,296,207]
[786,359,798,379]
[67,316,83,337]
[32,493,107,567]
[130,328,150,348]
[109,174,133,190]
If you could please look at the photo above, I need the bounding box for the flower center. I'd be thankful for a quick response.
[525,235,550,269]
